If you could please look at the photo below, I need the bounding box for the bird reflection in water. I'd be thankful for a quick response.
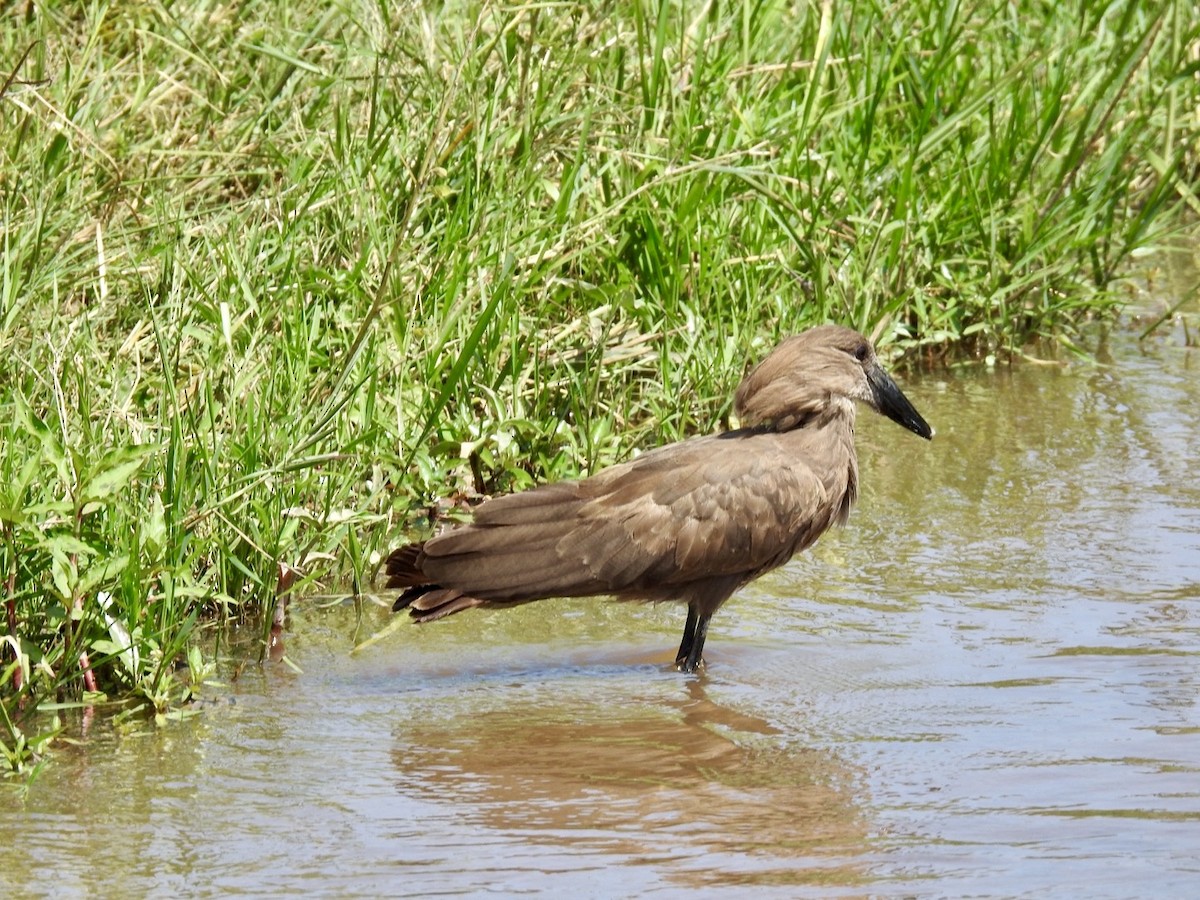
[390,677,872,889]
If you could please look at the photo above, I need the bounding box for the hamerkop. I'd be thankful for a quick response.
[385,325,932,672]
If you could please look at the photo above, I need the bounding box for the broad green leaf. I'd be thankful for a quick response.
[80,445,158,508]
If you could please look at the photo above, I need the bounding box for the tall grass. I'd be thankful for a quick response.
[1,0,1197,769]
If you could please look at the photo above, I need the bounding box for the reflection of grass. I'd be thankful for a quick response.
[1051,645,1200,656]
[1031,808,1200,821]
[1,0,1196,762]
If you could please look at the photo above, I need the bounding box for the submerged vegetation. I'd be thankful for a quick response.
[1,0,1197,767]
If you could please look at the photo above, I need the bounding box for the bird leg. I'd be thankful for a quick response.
[681,614,711,673]
[675,604,711,673]
[675,603,698,668]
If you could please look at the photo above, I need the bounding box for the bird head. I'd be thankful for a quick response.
[733,325,933,439]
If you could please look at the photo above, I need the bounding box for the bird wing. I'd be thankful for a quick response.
[418,432,834,603]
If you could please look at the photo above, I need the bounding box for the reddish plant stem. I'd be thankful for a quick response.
[4,527,20,692]
[268,562,300,662]
[79,650,97,693]
[68,504,97,693]
[5,587,20,693]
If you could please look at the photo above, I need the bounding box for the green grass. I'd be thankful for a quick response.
[1,0,1197,771]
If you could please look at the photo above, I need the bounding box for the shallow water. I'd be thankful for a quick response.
[4,315,1200,898]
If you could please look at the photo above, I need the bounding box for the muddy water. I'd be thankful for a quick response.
[4,319,1200,898]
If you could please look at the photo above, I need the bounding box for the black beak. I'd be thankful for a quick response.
[867,363,933,440]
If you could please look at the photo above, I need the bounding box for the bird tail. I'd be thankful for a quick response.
[383,543,425,588]
[384,543,488,621]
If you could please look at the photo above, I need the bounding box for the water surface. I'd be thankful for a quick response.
[3,315,1199,898]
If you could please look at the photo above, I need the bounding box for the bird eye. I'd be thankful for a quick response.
[853,343,869,362]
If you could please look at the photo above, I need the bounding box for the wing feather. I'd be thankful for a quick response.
[394,428,848,608]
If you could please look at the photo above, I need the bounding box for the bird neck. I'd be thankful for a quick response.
[759,395,856,436]
[779,402,859,527]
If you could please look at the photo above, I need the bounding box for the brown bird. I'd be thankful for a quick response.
[385,325,932,672]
